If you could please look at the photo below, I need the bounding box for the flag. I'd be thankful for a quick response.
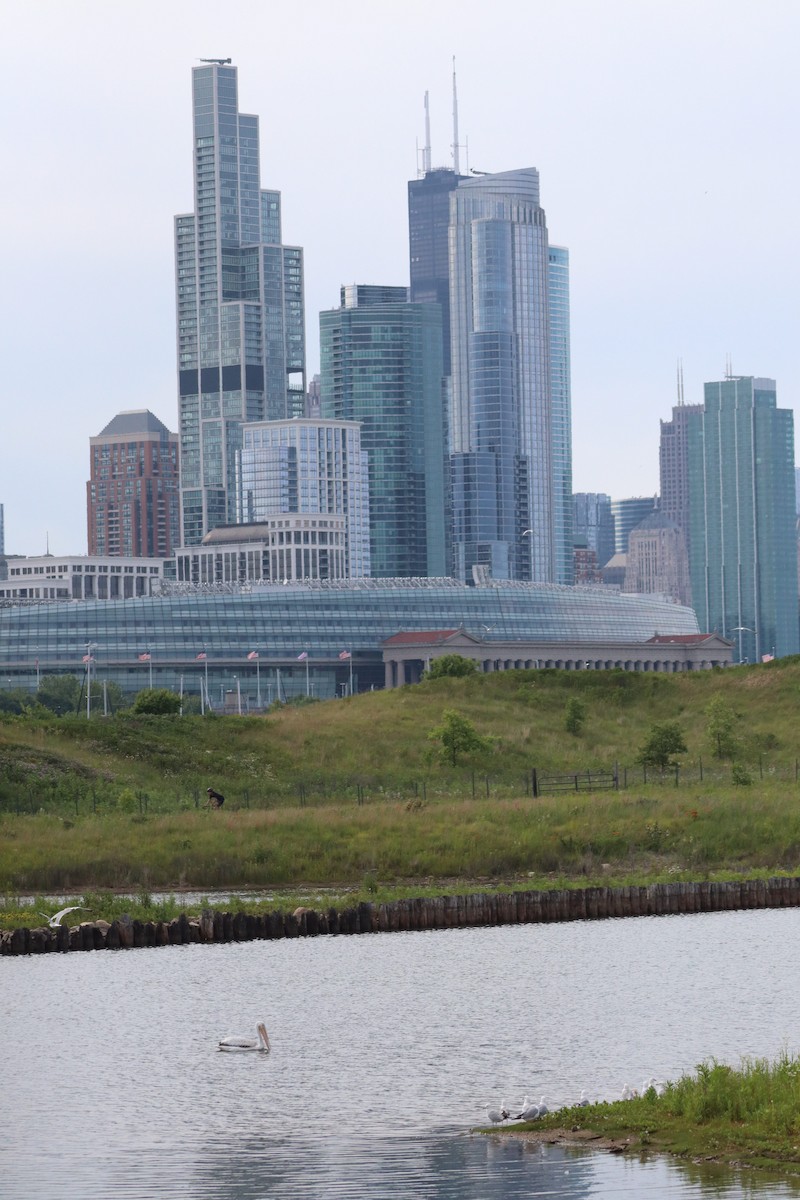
[82,654,94,663]
[247,650,259,661]
[138,652,151,662]
[762,653,775,663]
[297,651,308,661]
[196,651,207,661]
[339,650,351,660]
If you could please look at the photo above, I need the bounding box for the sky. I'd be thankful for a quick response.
[2,0,799,555]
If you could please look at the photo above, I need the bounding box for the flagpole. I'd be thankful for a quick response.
[149,650,153,690]
[349,651,353,696]
[256,657,262,708]
[204,655,209,709]
[306,653,310,697]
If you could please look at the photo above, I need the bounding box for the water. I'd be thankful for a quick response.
[4,908,800,1198]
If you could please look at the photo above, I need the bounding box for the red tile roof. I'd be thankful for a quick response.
[382,629,463,646]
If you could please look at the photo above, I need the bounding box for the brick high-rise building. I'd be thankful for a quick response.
[87,410,179,558]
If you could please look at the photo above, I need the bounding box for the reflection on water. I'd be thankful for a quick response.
[4,909,800,1198]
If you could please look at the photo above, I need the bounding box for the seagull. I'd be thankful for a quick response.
[576,1090,590,1107]
[485,1099,509,1124]
[620,1084,634,1101]
[38,906,87,927]
[536,1095,549,1118]
[513,1095,540,1121]
[218,1023,270,1053]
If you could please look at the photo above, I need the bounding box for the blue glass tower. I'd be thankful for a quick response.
[688,376,799,660]
[175,63,305,545]
[319,287,446,578]
[448,168,568,583]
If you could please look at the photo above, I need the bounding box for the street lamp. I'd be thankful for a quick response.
[731,625,756,664]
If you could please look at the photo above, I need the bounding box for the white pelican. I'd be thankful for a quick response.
[38,906,87,927]
[485,1099,509,1124]
[218,1023,270,1053]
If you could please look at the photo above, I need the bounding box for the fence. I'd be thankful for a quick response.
[1,757,799,816]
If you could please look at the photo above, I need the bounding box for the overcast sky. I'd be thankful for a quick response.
[2,0,799,555]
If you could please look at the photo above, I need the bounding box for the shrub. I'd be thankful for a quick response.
[428,709,494,766]
[132,689,182,715]
[638,721,688,772]
[425,655,478,680]
[564,697,587,736]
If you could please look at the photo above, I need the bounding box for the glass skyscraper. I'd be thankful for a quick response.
[687,376,798,661]
[408,166,465,376]
[319,286,446,578]
[175,63,305,545]
[238,418,371,578]
[548,246,573,584]
[448,168,566,584]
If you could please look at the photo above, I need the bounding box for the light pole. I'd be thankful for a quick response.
[732,625,756,664]
[84,643,97,719]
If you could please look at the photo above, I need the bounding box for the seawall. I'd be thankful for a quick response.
[3,876,799,956]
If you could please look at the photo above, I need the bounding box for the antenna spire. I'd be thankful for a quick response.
[677,358,684,405]
[423,91,431,174]
[452,57,460,174]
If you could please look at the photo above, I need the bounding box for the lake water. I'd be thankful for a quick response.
[4,908,800,1198]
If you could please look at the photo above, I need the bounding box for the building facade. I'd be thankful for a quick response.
[688,376,799,661]
[659,403,703,545]
[573,492,615,571]
[408,166,465,376]
[448,168,559,584]
[172,518,349,585]
[548,246,573,584]
[175,62,305,545]
[611,496,658,554]
[623,510,691,606]
[319,286,446,577]
[237,417,370,578]
[0,577,704,702]
[87,410,180,558]
[0,555,164,602]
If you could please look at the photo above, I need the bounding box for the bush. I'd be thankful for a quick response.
[638,721,688,772]
[428,709,494,766]
[425,655,478,680]
[564,697,587,736]
[132,688,182,715]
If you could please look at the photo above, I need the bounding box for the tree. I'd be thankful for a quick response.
[37,674,81,716]
[428,709,493,766]
[564,697,587,736]
[637,721,688,772]
[705,695,739,759]
[132,688,182,715]
[425,654,478,680]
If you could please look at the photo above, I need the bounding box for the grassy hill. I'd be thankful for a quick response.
[2,659,800,901]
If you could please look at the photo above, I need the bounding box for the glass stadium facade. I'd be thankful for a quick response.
[0,579,701,704]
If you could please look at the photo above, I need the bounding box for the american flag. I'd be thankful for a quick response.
[138,652,151,662]
[247,650,259,661]
[297,651,308,661]
[761,653,775,663]
[196,651,207,661]
[339,650,351,660]
[82,654,94,663]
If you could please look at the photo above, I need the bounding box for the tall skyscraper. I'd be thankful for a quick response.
[611,496,658,554]
[688,375,798,661]
[573,492,615,570]
[408,166,465,376]
[659,402,703,544]
[175,62,305,545]
[623,511,691,606]
[448,168,566,583]
[87,410,180,558]
[238,417,371,578]
[320,286,446,578]
[548,246,573,584]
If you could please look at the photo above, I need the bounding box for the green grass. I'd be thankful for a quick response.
[504,1053,800,1177]
[2,659,800,903]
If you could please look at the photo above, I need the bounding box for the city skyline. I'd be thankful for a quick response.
[2,0,799,553]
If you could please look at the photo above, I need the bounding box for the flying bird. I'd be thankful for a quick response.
[218,1023,270,1053]
[38,906,87,927]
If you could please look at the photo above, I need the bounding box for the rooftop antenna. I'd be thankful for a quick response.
[451,57,460,174]
[725,352,733,379]
[677,358,684,406]
[423,90,432,174]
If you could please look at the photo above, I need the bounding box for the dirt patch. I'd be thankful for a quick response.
[497,1126,636,1154]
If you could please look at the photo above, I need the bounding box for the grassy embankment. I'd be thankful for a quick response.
[2,659,800,924]
[502,1054,800,1180]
